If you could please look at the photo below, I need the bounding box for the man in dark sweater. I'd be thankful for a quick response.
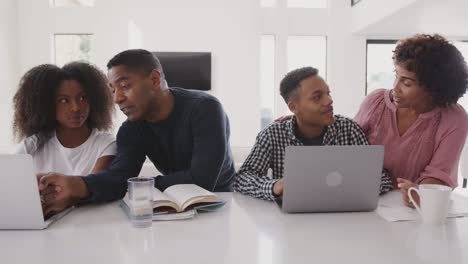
[39,49,235,213]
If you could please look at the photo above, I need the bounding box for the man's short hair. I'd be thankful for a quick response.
[107,49,165,79]
[280,66,319,103]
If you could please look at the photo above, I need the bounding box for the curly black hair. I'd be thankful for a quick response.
[13,62,114,150]
[280,66,319,103]
[393,34,468,107]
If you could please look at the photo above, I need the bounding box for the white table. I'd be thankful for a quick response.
[1,193,467,264]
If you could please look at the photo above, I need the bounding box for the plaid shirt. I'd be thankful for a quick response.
[234,115,393,201]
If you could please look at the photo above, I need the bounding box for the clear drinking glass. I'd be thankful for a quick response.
[127,177,154,228]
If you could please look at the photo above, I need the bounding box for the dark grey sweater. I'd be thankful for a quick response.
[83,88,235,203]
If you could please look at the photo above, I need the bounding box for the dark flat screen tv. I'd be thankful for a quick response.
[153,52,211,91]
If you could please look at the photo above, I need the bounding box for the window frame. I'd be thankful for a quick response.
[365,39,397,95]
[53,33,94,66]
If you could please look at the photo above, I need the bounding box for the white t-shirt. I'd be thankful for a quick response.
[15,129,117,175]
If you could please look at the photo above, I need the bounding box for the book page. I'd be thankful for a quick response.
[152,209,197,221]
[119,200,196,221]
[153,188,179,210]
[164,184,220,211]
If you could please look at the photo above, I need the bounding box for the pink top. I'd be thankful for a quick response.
[355,89,468,188]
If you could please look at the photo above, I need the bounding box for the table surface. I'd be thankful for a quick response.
[1,192,467,264]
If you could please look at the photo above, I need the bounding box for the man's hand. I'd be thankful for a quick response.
[397,178,418,208]
[36,173,47,185]
[273,179,284,196]
[42,199,71,216]
[38,173,90,213]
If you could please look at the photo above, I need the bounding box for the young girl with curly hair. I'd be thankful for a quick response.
[13,62,116,176]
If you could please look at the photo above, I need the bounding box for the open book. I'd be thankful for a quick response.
[123,184,225,213]
[120,201,197,221]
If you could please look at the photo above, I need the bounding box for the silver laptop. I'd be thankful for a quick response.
[279,145,384,213]
[0,154,72,229]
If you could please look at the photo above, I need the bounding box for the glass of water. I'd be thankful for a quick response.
[127,177,154,228]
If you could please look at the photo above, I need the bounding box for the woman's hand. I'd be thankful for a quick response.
[274,115,293,122]
[397,178,418,208]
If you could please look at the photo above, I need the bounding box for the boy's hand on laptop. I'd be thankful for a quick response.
[397,178,418,208]
[273,179,284,196]
[38,174,90,211]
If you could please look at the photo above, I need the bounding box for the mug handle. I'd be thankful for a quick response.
[408,187,422,215]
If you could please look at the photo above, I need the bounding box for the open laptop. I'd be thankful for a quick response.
[0,154,72,229]
[278,145,384,213]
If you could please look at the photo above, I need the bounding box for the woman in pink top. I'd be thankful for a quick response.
[355,34,468,207]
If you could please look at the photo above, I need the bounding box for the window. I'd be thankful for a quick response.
[366,40,468,98]
[54,34,93,66]
[260,1,328,126]
[454,41,468,187]
[260,35,276,129]
[287,36,327,78]
[454,41,468,110]
[288,0,327,8]
[366,40,397,95]
[258,35,327,124]
[53,0,94,7]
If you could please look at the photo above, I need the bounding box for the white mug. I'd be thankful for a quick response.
[407,184,452,225]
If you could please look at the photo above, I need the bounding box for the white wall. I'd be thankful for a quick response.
[15,0,261,148]
[0,0,19,152]
[351,0,419,35]
[358,0,468,39]
[326,0,367,117]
